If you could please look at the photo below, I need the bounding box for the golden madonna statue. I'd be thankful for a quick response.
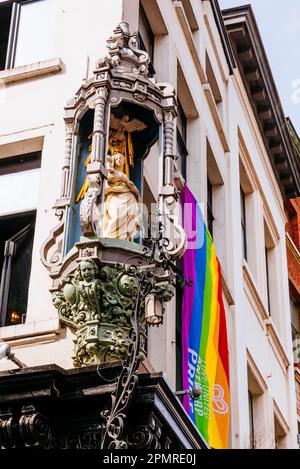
[103,152,141,241]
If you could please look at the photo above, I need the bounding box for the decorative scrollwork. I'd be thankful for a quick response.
[0,405,51,449]
[100,259,147,449]
[99,231,187,449]
[127,415,163,449]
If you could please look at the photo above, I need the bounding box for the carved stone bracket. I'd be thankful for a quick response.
[0,405,51,449]
[127,414,164,449]
[40,203,68,271]
[52,246,173,368]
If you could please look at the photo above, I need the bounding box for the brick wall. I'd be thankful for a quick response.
[286,198,300,302]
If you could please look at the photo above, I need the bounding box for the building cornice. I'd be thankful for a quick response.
[222,5,300,199]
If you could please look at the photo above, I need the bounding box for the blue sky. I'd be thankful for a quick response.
[219,0,300,135]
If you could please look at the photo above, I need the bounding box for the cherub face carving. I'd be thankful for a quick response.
[80,260,97,282]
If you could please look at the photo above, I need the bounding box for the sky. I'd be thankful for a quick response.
[219,0,300,135]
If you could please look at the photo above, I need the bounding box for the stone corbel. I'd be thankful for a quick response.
[0,408,16,449]
[19,404,50,447]
[51,244,174,368]
[0,405,50,448]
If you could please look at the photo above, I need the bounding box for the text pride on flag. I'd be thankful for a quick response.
[180,184,230,449]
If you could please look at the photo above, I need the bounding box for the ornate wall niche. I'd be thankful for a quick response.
[42,22,186,367]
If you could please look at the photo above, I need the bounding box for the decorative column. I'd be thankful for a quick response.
[91,87,109,165]
[163,109,176,188]
[60,121,74,199]
[158,107,186,259]
[80,86,109,236]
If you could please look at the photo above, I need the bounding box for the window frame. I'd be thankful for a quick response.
[1,0,48,70]
[0,213,35,327]
[0,148,40,327]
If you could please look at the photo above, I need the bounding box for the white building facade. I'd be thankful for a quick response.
[0,0,299,449]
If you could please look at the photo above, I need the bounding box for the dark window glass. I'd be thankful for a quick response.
[240,187,247,260]
[207,178,214,237]
[138,5,155,76]
[248,391,255,449]
[0,212,35,327]
[176,100,188,179]
[0,152,41,175]
[0,4,12,70]
[265,247,271,315]
[177,100,187,143]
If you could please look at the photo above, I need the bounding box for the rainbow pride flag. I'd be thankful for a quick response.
[180,184,230,449]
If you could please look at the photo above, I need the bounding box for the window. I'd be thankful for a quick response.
[274,408,288,449]
[247,358,268,449]
[248,391,255,449]
[138,4,155,76]
[142,177,156,241]
[207,178,214,237]
[240,187,247,261]
[0,211,35,326]
[0,0,55,71]
[263,221,277,319]
[0,150,40,327]
[0,2,12,70]
[176,100,188,179]
[291,297,300,365]
[291,297,299,341]
[264,220,285,333]
[207,140,226,270]
[265,246,271,314]
[0,152,41,215]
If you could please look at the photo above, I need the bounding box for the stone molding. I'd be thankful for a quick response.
[0,58,63,84]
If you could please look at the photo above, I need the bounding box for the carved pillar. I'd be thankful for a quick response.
[79,87,109,236]
[91,87,108,164]
[163,109,176,188]
[60,122,74,198]
[158,107,186,259]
